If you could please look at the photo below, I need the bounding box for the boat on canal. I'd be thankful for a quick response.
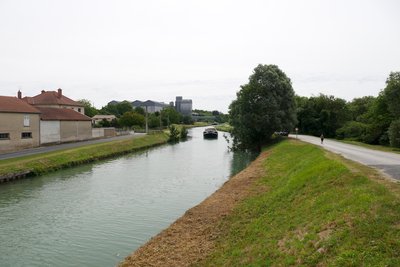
[203,127,218,139]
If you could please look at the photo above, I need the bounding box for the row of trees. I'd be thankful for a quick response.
[228,64,400,151]
[296,72,400,147]
[79,100,230,129]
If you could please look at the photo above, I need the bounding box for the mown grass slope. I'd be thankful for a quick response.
[0,133,168,177]
[200,139,400,266]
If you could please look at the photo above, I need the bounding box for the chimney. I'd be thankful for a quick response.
[17,90,22,99]
[57,88,62,98]
[41,90,45,94]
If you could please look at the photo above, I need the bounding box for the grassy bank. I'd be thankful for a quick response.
[215,123,233,132]
[200,139,400,266]
[0,133,169,178]
[338,139,400,154]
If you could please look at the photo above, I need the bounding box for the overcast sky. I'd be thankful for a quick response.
[0,0,399,113]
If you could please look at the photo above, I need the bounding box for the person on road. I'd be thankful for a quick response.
[320,134,324,144]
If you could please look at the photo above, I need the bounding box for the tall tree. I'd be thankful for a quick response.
[384,72,400,118]
[160,107,182,126]
[119,111,145,128]
[78,99,98,117]
[229,64,297,151]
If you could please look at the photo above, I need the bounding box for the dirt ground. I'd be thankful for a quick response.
[119,152,268,267]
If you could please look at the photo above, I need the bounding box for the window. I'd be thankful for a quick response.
[21,132,32,139]
[24,115,30,127]
[0,133,10,140]
[78,108,81,113]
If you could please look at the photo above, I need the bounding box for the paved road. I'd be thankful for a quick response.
[291,134,400,181]
[0,133,146,160]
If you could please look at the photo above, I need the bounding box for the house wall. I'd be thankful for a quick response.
[0,113,40,152]
[40,121,61,144]
[60,121,92,142]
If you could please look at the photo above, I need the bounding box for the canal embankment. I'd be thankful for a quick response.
[120,139,400,266]
[0,132,169,182]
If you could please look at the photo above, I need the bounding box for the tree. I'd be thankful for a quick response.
[229,64,297,151]
[119,111,145,128]
[161,107,182,126]
[388,119,400,148]
[134,106,146,116]
[296,94,348,137]
[148,113,161,128]
[100,101,133,117]
[384,72,400,118]
[78,99,98,117]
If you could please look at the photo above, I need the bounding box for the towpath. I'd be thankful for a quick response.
[0,133,146,160]
[292,134,400,181]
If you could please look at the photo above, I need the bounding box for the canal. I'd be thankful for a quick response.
[0,127,256,267]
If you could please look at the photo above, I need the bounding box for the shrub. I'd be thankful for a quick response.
[168,125,180,142]
[336,121,368,141]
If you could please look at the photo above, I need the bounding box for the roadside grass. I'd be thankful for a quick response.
[194,122,209,127]
[0,133,169,177]
[200,139,400,266]
[337,139,400,154]
[215,123,233,133]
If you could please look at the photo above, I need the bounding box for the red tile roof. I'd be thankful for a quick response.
[23,90,83,107]
[37,107,92,121]
[0,96,41,114]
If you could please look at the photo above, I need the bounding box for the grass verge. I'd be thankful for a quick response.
[0,133,169,177]
[337,139,400,154]
[199,139,400,266]
[215,123,233,132]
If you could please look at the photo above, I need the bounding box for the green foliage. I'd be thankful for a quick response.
[363,93,392,145]
[296,94,349,137]
[180,126,188,139]
[384,72,400,118]
[336,121,368,141]
[100,101,133,117]
[182,115,194,125]
[134,106,146,116]
[168,125,180,142]
[229,64,297,151]
[161,107,182,126]
[388,119,400,148]
[201,140,400,266]
[148,113,162,129]
[78,99,99,117]
[347,96,375,123]
[119,111,145,128]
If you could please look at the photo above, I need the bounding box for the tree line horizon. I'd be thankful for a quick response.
[78,64,399,150]
[228,64,400,151]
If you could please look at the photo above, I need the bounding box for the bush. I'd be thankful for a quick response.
[180,126,188,139]
[388,119,400,148]
[168,125,180,142]
[336,121,368,141]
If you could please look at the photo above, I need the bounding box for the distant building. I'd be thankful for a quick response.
[92,115,116,125]
[130,100,169,113]
[175,96,192,116]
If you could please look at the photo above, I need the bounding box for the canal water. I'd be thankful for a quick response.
[0,127,256,267]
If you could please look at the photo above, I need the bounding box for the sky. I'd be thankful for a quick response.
[0,0,399,113]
